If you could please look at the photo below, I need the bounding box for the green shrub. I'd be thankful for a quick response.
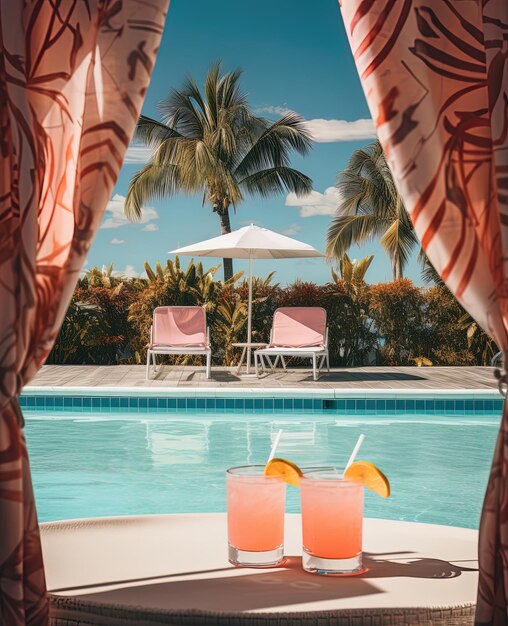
[423,286,476,365]
[46,261,496,367]
[368,279,429,365]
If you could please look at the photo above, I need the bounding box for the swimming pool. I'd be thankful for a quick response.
[24,393,501,529]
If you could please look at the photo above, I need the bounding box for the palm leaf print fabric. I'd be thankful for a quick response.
[0,1,169,624]
[338,1,507,623]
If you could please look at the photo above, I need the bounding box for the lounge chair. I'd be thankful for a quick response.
[146,306,211,380]
[254,307,330,381]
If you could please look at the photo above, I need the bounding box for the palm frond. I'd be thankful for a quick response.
[379,219,419,276]
[337,253,373,284]
[206,163,244,207]
[337,173,392,218]
[218,68,246,110]
[159,87,207,139]
[180,75,208,125]
[353,255,374,281]
[204,61,221,127]
[337,173,393,219]
[327,139,418,278]
[124,162,183,220]
[336,140,397,219]
[235,112,312,178]
[150,136,182,167]
[134,115,183,148]
[326,214,387,260]
[239,166,312,197]
[420,251,445,286]
[339,254,354,283]
[210,110,240,163]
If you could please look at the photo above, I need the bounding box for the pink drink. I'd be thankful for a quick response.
[227,465,286,567]
[300,469,364,575]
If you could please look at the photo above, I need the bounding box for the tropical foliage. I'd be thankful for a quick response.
[125,62,313,280]
[368,279,429,365]
[128,257,242,364]
[330,255,376,366]
[327,140,419,280]
[48,259,497,368]
[47,280,138,365]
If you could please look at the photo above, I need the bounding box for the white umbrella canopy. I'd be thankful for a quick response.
[171,224,324,374]
[170,224,324,260]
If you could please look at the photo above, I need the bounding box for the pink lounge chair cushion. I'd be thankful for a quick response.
[152,306,207,347]
[270,307,326,348]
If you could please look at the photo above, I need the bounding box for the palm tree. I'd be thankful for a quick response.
[419,251,444,286]
[326,140,418,280]
[125,62,313,281]
[333,253,374,287]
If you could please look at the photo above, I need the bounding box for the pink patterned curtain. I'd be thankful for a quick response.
[0,2,168,624]
[338,1,507,622]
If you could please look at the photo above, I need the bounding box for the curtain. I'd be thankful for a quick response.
[338,1,507,622]
[0,1,169,624]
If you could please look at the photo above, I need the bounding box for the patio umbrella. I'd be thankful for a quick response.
[171,224,324,374]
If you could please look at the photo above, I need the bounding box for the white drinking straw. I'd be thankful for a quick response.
[343,433,365,477]
[268,429,283,462]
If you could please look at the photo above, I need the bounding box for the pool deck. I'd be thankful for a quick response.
[30,364,499,395]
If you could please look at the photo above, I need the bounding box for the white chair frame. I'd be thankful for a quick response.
[254,327,330,382]
[146,326,211,380]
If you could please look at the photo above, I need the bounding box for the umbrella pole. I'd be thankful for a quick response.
[246,256,253,374]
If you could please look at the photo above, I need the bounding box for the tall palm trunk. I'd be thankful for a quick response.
[217,206,233,281]
[392,256,402,281]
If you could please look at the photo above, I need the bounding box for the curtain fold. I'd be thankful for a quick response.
[338,1,508,622]
[0,1,169,624]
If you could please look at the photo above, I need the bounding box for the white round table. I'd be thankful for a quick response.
[41,513,478,626]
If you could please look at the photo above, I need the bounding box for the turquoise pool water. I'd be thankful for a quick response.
[25,407,499,529]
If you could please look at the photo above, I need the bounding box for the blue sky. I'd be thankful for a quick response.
[90,0,422,286]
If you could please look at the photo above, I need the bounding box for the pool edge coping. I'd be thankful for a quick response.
[23,385,501,399]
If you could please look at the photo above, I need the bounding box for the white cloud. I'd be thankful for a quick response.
[285,186,339,218]
[124,143,153,164]
[112,265,143,279]
[282,223,303,236]
[110,238,125,245]
[143,223,159,232]
[256,103,377,143]
[101,194,159,230]
[254,105,294,116]
[305,118,376,142]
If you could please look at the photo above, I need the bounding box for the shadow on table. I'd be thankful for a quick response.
[64,553,476,613]
[72,562,380,612]
[361,552,478,579]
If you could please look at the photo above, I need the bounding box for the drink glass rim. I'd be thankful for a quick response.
[226,464,284,481]
[301,467,362,487]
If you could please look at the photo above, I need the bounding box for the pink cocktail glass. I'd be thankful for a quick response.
[227,465,285,567]
[300,468,364,575]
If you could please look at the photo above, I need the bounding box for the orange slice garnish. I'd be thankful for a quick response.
[264,458,303,487]
[344,461,391,497]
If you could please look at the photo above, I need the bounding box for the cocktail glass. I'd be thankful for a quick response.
[227,465,286,567]
[300,468,364,575]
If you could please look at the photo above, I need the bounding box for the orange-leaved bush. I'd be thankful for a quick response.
[47,261,496,367]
